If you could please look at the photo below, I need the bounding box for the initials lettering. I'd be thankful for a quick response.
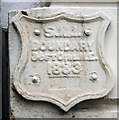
[44,25,82,38]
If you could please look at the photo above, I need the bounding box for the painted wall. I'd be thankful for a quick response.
[1,2,118,119]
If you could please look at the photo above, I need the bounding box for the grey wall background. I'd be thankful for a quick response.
[1,2,51,28]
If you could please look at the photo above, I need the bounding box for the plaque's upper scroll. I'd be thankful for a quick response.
[11,8,114,111]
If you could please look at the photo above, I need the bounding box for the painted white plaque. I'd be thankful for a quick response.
[11,9,114,111]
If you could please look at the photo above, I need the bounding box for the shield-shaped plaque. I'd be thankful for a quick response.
[11,9,114,111]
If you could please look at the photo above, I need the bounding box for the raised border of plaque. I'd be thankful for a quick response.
[10,8,114,111]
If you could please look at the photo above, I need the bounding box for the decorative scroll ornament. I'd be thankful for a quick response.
[12,9,114,111]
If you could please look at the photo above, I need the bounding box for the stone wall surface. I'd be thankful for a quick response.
[8,2,118,118]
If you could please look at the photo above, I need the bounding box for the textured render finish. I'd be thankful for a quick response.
[9,3,117,118]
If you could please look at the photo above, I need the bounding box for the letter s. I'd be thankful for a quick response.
[44,26,54,38]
